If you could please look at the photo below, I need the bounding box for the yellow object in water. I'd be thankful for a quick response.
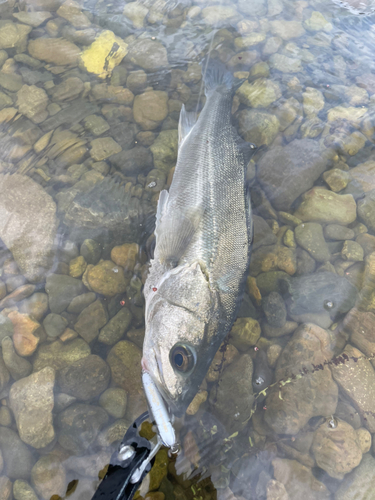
[80,30,128,79]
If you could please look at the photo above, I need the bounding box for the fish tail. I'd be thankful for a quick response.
[203,58,243,94]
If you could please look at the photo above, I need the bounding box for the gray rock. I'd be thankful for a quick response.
[67,292,96,314]
[99,387,128,418]
[358,189,375,231]
[57,403,109,454]
[126,39,168,71]
[17,85,49,123]
[45,274,85,313]
[2,337,31,381]
[74,299,108,343]
[9,367,55,449]
[0,406,12,427]
[296,248,316,275]
[4,275,26,293]
[257,139,331,211]
[98,307,132,345]
[110,145,152,175]
[324,224,355,240]
[262,291,287,327]
[237,109,280,147]
[50,76,84,101]
[280,272,357,319]
[33,337,90,372]
[269,53,302,73]
[0,71,23,91]
[19,293,49,322]
[13,480,39,500]
[238,0,266,15]
[253,215,277,250]
[31,455,66,500]
[209,354,254,433]
[43,313,68,338]
[335,452,375,499]
[0,426,35,479]
[97,418,129,448]
[0,284,36,309]
[295,222,331,262]
[265,324,338,435]
[41,100,99,132]
[84,114,110,136]
[0,21,31,50]
[0,175,58,282]
[54,393,76,413]
[80,239,101,265]
[57,355,110,401]
[0,315,13,343]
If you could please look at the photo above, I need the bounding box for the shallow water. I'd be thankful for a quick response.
[1,0,375,498]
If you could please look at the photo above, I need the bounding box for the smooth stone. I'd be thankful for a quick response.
[54,393,76,413]
[252,215,277,250]
[110,144,153,175]
[335,453,375,500]
[98,307,132,345]
[99,387,127,418]
[9,367,55,449]
[262,291,287,328]
[312,418,362,480]
[57,403,108,454]
[90,137,122,161]
[111,243,139,271]
[269,53,302,73]
[356,233,375,255]
[0,315,13,344]
[304,11,332,32]
[57,354,110,401]
[0,426,35,479]
[13,480,39,500]
[263,320,298,338]
[331,344,375,432]
[33,337,90,372]
[342,240,364,262]
[237,78,281,108]
[263,36,283,56]
[74,299,108,343]
[84,114,110,136]
[126,39,168,71]
[91,84,134,105]
[13,11,52,27]
[256,271,289,294]
[201,6,237,25]
[327,105,367,126]
[324,224,355,240]
[281,271,357,318]
[294,187,357,225]
[64,450,111,478]
[335,399,361,430]
[270,20,306,40]
[0,175,57,282]
[302,87,325,117]
[235,33,266,49]
[7,311,40,357]
[45,274,85,314]
[107,340,143,396]
[2,337,31,381]
[67,292,96,314]
[87,261,128,297]
[237,109,280,146]
[133,91,168,130]
[323,168,350,192]
[265,324,338,435]
[28,37,80,65]
[31,455,66,500]
[41,101,99,132]
[257,139,331,211]
[295,223,330,262]
[57,0,91,28]
[80,30,126,78]
[43,313,68,338]
[358,189,375,231]
[0,22,31,50]
[17,85,49,123]
[0,284,35,309]
[230,317,261,351]
[51,76,84,101]
[5,275,27,293]
[149,129,178,173]
[68,255,87,278]
[97,419,129,448]
[80,239,101,264]
[273,458,329,500]
[348,161,375,193]
[209,354,254,433]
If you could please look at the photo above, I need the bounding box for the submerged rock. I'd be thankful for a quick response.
[335,453,375,500]
[0,427,35,479]
[265,324,338,435]
[9,367,55,449]
[280,272,357,319]
[107,340,143,396]
[257,139,331,211]
[46,274,85,314]
[0,175,58,282]
[31,455,66,500]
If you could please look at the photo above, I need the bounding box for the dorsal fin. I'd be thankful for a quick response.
[155,189,169,231]
[178,104,197,148]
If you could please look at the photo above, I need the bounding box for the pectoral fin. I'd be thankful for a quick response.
[156,206,203,264]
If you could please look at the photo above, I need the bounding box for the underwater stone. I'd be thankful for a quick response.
[57,354,110,401]
[74,299,108,343]
[2,337,31,381]
[13,480,39,500]
[33,337,90,372]
[262,291,287,328]
[358,189,375,231]
[9,367,55,449]
[230,317,261,351]
[150,129,178,173]
[107,340,143,396]
[99,387,128,418]
[98,307,132,345]
[237,109,280,146]
[295,222,330,262]
[335,453,375,500]
[0,427,35,479]
[257,139,331,211]
[237,78,281,108]
[67,292,96,314]
[28,37,80,65]
[126,39,168,71]
[46,274,85,314]
[133,91,168,130]
[43,313,68,338]
[31,455,66,500]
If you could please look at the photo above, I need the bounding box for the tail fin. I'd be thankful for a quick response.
[202,58,243,94]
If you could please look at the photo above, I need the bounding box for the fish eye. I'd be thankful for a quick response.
[324,299,334,310]
[170,344,195,373]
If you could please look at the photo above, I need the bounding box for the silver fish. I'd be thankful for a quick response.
[142,60,254,417]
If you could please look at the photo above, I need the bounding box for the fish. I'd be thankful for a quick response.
[142,60,255,417]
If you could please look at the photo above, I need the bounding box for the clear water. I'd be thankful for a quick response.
[0,0,375,499]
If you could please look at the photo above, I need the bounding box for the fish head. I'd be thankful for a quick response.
[143,260,220,416]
